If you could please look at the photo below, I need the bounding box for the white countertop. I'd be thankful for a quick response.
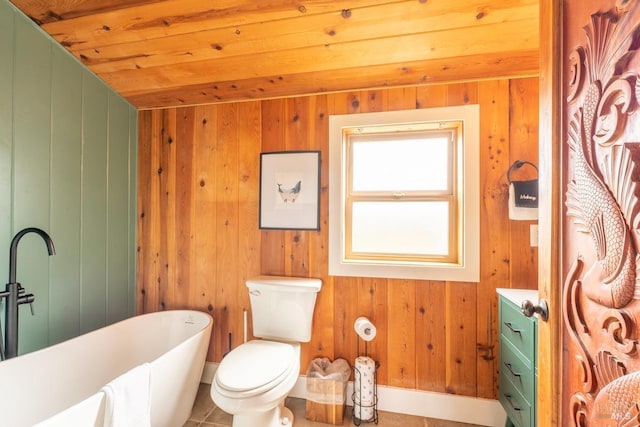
[496,288,538,307]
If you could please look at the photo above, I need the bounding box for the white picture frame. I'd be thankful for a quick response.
[259,151,321,230]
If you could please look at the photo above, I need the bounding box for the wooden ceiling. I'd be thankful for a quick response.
[10,0,540,109]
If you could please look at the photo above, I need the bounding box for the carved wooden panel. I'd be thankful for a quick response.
[562,1,640,425]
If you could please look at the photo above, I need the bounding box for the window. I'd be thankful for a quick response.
[329,106,479,282]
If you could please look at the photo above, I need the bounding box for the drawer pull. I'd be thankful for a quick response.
[504,393,521,411]
[503,362,522,379]
[504,321,522,335]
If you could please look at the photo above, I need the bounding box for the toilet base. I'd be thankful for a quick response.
[231,401,294,427]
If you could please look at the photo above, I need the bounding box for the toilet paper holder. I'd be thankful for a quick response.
[352,334,379,425]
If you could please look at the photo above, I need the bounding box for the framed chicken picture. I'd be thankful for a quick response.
[259,150,321,230]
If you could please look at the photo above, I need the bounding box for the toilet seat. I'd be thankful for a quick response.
[215,340,296,399]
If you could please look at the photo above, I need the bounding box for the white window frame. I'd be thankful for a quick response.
[328,105,480,282]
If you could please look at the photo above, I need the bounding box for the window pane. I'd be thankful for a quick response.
[351,137,450,192]
[351,201,449,256]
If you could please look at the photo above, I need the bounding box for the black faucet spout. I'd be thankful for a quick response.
[9,227,56,285]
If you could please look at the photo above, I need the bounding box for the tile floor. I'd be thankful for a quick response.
[184,383,485,427]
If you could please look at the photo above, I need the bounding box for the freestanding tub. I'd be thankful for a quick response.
[0,310,212,427]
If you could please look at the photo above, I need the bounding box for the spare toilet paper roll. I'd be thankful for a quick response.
[354,356,376,421]
[354,317,377,341]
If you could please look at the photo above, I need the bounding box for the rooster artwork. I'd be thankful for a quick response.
[277,180,302,203]
[260,151,320,230]
[562,3,640,426]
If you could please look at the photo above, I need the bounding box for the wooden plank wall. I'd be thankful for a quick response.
[137,77,538,399]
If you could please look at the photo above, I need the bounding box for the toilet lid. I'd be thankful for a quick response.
[216,340,295,393]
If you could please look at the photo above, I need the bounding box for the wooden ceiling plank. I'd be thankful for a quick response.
[40,0,406,49]
[75,2,538,75]
[126,49,539,109]
[9,0,164,24]
[100,18,539,96]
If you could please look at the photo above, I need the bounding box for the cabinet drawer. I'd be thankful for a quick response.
[499,373,533,427]
[499,297,535,361]
[500,340,535,402]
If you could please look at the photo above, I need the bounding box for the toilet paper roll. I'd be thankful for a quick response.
[354,356,376,422]
[354,317,377,341]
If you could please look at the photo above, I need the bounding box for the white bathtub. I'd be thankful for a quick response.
[0,310,212,427]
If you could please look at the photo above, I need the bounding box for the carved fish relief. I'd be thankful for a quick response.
[566,110,639,309]
[565,8,640,309]
[591,369,640,426]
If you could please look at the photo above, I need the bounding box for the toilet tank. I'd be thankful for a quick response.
[247,275,322,342]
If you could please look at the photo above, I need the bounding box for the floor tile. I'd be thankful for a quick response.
[189,383,216,422]
[204,407,233,425]
[424,419,484,427]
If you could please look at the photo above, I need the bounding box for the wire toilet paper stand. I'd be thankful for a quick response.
[352,337,379,425]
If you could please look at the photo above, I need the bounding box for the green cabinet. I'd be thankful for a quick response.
[497,289,537,427]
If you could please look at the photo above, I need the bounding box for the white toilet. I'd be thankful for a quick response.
[210,275,322,427]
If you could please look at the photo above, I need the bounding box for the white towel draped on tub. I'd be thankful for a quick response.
[101,363,152,427]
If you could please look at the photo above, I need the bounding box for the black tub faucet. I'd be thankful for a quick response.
[0,227,55,360]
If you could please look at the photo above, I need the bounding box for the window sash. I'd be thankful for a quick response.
[343,124,461,265]
[348,130,455,194]
[345,197,459,264]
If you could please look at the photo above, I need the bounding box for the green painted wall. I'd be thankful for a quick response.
[0,0,137,355]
